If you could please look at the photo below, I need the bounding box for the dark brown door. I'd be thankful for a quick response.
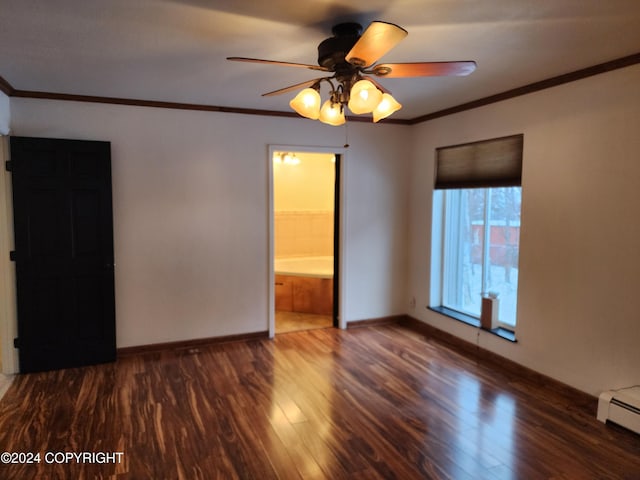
[10,137,116,373]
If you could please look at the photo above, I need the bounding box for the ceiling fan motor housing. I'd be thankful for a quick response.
[317,22,363,73]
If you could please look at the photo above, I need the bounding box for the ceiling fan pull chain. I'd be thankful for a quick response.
[344,121,349,149]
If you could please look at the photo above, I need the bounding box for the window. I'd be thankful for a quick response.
[432,135,523,332]
[441,187,521,328]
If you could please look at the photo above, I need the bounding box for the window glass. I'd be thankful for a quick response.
[441,187,521,327]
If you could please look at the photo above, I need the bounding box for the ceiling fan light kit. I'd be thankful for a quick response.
[373,93,402,123]
[319,98,346,126]
[228,21,476,126]
[289,87,322,119]
[348,79,383,114]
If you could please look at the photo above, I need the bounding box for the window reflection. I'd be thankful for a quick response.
[454,374,516,477]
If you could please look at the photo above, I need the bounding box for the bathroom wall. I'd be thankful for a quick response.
[274,152,335,258]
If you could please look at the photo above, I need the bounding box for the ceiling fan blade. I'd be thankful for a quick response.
[345,21,408,67]
[370,61,477,78]
[262,78,324,97]
[227,57,329,72]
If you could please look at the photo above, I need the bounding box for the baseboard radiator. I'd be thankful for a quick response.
[597,386,640,435]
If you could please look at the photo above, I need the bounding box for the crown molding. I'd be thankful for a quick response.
[10,89,305,119]
[2,52,639,125]
[409,52,640,125]
[7,88,411,124]
[0,75,15,96]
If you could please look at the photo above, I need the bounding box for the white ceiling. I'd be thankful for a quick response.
[1,0,639,120]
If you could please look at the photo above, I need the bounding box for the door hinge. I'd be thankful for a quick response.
[5,160,12,172]
[13,337,19,349]
[9,250,16,262]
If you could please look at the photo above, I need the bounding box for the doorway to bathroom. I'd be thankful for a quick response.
[270,149,341,335]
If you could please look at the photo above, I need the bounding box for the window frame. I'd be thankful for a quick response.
[431,134,524,340]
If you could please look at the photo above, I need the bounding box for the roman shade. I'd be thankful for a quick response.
[435,134,523,189]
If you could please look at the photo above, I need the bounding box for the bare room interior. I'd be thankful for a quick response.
[0,1,639,478]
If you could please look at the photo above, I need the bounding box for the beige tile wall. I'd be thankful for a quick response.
[275,211,334,258]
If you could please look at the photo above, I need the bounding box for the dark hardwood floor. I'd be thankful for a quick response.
[0,323,638,479]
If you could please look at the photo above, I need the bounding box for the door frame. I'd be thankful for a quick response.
[268,145,347,338]
[0,136,18,374]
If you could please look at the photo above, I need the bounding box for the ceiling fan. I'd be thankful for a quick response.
[227,21,476,125]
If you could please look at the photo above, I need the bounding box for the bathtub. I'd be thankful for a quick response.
[274,256,333,278]
[274,256,333,315]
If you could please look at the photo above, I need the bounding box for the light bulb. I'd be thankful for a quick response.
[348,79,383,114]
[319,100,345,126]
[373,93,402,122]
[289,88,321,119]
[283,153,300,165]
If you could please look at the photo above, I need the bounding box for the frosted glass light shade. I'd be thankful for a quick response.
[319,100,345,126]
[373,93,402,122]
[347,79,383,114]
[289,88,321,119]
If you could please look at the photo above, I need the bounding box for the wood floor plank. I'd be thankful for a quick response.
[0,324,639,479]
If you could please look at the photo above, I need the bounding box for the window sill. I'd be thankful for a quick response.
[428,306,517,343]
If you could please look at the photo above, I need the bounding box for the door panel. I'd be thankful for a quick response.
[10,136,116,373]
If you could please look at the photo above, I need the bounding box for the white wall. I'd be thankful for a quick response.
[0,91,9,135]
[407,64,640,396]
[8,98,411,348]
